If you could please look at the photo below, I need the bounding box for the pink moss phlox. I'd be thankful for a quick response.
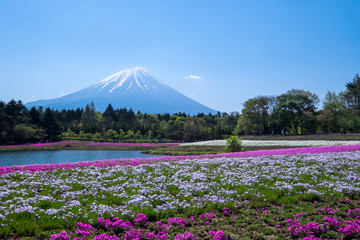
[98,217,133,229]
[314,205,338,215]
[168,217,188,227]
[293,213,304,219]
[174,232,196,240]
[77,222,94,231]
[338,219,360,236]
[287,218,326,237]
[75,229,92,236]
[346,208,360,218]
[145,231,168,239]
[155,230,168,239]
[303,236,323,240]
[213,231,227,240]
[201,212,216,220]
[121,228,144,239]
[223,207,231,215]
[50,231,71,240]
[94,234,120,240]
[323,216,342,228]
[134,213,149,226]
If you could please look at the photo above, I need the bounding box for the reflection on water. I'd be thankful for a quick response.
[0,150,164,167]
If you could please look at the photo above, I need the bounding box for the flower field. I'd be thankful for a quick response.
[181,140,360,147]
[1,145,360,239]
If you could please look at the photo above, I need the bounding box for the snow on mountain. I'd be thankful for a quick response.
[94,67,161,93]
[26,67,217,114]
[92,67,164,94]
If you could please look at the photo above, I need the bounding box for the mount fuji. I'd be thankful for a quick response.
[25,67,217,114]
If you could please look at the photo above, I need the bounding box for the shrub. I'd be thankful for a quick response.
[225,135,243,152]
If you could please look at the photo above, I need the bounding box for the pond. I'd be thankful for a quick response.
[0,150,165,167]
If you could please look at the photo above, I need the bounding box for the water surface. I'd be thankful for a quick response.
[0,150,164,167]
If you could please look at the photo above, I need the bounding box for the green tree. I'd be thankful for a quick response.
[125,130,134,140]
[344,74,360,114]
[42,108,61,140]
[323,91,345,112]
[225,135,243,152]
[277,91,317,134]
[81,102,97,124]
[241,96,270,134]
[106,129,119,141]
[103,104,116,122]
[28,107,41,125]
[14,124,36,143]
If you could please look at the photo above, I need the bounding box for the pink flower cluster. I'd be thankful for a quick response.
[174,232,196,240]
[133,213,149,227]
[50,231,71,240]
[50,213,235,240]
[93,234,119,240]
[314,205,339,215]
[284,206,360,238]
[98,217,133,229]
[223,207,231,215]
[168,217,188,228]
[77,222,94,231]
[287,218,325,236]
[200,212,216,220]
[209,230,227,240]
[0,141,77,148]
[87,142,180,148]
[339,220,360,236]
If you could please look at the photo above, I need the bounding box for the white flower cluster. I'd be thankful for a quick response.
[181,140,360,147]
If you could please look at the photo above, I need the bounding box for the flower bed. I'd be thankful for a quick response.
[1,146,360,239]
[1,144,360,175]
[181,140,360,147]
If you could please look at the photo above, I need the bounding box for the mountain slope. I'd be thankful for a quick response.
[26,67,217,114]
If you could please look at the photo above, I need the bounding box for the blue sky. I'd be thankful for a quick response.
[0,0,359,113]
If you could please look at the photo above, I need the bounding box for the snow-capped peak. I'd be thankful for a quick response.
[93,67,163,93]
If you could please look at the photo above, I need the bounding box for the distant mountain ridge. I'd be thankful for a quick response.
[26,67,217,114]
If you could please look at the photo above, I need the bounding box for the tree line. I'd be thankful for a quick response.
[236,74,360,135]
[0,74,359,144]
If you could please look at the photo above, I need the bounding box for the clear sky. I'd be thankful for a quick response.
[0,0,359,113]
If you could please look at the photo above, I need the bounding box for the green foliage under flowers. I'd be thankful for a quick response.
[225,135,243,152]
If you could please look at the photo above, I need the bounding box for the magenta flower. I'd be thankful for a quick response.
[213,231,227,240]
[50,231,71,240]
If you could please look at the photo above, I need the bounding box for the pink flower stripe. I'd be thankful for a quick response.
[1,144,360,175]
[86,142,180,147]
[0,141,78,148]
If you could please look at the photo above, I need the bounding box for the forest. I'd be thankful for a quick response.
[0,74,359,145]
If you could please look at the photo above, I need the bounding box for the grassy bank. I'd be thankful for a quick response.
[0,141,177,153]
[143,145,305,156]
